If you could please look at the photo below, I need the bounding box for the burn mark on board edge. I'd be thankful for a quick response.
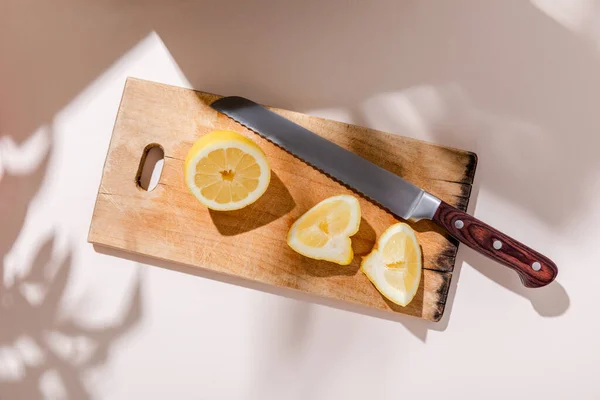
[435,249,457,271]
[455,186,472,211]
[431,308,444,322]
[464,152,478,184]
[435,231,462,269]
[432,272,454,321]
[436,272,452,300]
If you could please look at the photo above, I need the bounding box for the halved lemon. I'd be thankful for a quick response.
[287,195,361,265]
[361,222,422,306]
[184,130,270,211]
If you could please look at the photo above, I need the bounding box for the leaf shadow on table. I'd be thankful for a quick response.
[0,128,144,399]
[0,242,143,400]
[209,172,295,236]
[0,242,143,399]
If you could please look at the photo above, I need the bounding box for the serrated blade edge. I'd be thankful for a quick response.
[211,96,433,220]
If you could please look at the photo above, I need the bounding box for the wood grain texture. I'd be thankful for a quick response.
[433,201,557,288]
[88,78,478,321]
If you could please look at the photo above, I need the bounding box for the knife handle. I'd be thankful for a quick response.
[432,201,558,288]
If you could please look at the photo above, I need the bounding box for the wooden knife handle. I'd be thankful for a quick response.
[432,201,558,288]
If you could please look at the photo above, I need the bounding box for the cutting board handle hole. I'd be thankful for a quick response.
[136,144,164,191]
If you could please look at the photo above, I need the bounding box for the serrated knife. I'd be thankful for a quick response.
[211,97,558,288]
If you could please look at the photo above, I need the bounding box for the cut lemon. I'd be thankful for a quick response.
[361,222,422,306]
[184,130,270,211]
[287,195,361,265]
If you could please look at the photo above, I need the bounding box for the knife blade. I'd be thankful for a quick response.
[211,96,558,288]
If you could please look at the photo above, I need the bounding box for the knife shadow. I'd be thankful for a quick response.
[446,177,569,326]
[417,170,570,332]
[208,172,295,236]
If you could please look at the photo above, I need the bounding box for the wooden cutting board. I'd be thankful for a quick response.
[88,78,477,322]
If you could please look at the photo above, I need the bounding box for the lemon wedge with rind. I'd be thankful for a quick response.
[361,222,422,306]
[287,195,361,265]
[184,130,270,211]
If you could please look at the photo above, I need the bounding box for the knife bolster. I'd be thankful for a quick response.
[408,192,441,222]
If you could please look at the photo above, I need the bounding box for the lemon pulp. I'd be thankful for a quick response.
[361,222,422,306]
[184,130,270,211]
[287,195,361,265]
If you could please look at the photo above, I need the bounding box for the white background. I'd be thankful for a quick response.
[1,1,599,399]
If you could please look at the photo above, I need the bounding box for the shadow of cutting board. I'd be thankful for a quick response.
[88,78,477,322]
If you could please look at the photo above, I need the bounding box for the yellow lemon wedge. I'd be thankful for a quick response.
[287,195,361,265]
[184,130,271,211]
[360,222,422,306]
